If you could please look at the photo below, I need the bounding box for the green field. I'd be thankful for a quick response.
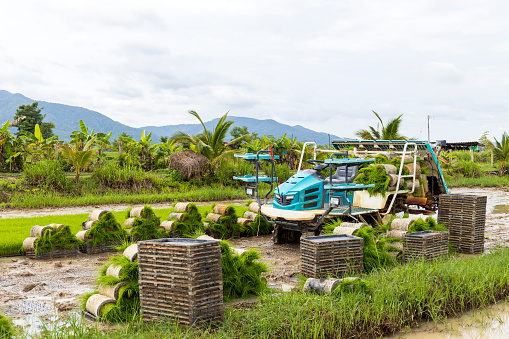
[0,204,250,256]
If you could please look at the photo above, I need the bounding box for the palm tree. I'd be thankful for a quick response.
[171,111,251,172]
[493,132,509,175]
[355,111,408,140]
[59,136,97,181]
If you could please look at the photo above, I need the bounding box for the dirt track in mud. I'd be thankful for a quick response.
[1,187,508,329]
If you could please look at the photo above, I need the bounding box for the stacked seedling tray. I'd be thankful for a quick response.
[300,235,364,278]
[403,231,449,262]
[138,238,223,325]
[438,194,487,254]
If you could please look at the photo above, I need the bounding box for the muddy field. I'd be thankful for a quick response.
[0,187,508,335]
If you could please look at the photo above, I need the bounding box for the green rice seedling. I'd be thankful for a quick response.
[35,225,82,254]
[127,206,167,241]
[167,203,205,238]
[208,206,242,239]
[86,212,129,248]
[354,164,391,196]
[322,218,342,235]
[242,215,273,237]
[220,241,268,300]
[0,313,14,338]
[355,226,398,273]
[408,218,448,233]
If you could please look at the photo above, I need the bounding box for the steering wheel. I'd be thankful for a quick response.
[306,159,324,166]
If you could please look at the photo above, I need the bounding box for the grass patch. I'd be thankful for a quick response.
[446,175,509,188]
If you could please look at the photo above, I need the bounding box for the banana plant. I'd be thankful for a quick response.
[20,124,60,163]
[0,120,24,172]
[59,135,98,181]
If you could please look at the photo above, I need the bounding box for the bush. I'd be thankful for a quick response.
[455,160,482,178]
[167,169,184,183]
[23,160,71,191]
[215,161,253,186]
[92,163,156,190]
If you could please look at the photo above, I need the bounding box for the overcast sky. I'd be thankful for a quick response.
[1,0,509,142]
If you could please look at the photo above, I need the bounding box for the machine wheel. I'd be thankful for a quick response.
[272,225,301,244]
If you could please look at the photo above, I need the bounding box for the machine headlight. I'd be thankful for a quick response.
[286,195,295,201]
[246,187,254,196]
[330,197,341,206]
[275,194,280,199]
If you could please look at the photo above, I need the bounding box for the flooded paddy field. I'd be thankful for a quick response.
[1,187,509,337]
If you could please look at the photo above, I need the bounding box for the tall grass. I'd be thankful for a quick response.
[21,247,509,339]
[446,174,509,188]
[23,160,71,191]
[0,185,247,209]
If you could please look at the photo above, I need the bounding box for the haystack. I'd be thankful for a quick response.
[169,150,208,181]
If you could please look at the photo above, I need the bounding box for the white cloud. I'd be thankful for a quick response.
[1,0,509,141]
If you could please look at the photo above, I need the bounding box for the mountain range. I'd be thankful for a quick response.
[0,90,341,145]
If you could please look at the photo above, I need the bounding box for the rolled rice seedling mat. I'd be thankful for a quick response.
[49,224,66,231]
[75,230,91,241]
[407,215,427,222]
[386,241,404,251]
[25,247,79,260]
[213,204,231,216]
[237,218,250,226]
[159,220,175,232]
[391,218,415,231]
[30,225,55,238]
[98,282,129,300]
[303,278,341,294]
[86,294,117,318]
[22,237,38,251]
[333,226,359,236]
[123,244,138,262]
[380,164,397,174]
[82,220,97,230]
[395,155,413,163]
[130,207,148,218]
[168,212,186,222]
[405,179,420,190]
[89,209,109,221]
[386,230,407,239]
[206,213,222,223]
[404,163,421,177]
[106,264,123,279]
[197,235,218,242]
[138,238,223,325]
[174,202,192,212]
[124,218,136,227]
[387,174,404,188]
[243,211,258,220]
[248,202,260,213]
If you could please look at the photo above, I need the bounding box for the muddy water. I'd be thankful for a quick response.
[389,301,509,338]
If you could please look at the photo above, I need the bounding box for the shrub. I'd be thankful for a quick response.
[455,160,482,178]
[23,160,71,191]
[92,163,156,190]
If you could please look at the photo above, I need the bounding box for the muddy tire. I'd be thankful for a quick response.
[272,225,301,244]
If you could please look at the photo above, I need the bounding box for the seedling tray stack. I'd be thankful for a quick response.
[403,231,449,262]
[80,240,124,255]
[25,247,79,260]
[438,194,487,254]
[138,238,223,325]
[300,235,363,278]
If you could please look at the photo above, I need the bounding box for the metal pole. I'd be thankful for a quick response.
[427,115,430,142]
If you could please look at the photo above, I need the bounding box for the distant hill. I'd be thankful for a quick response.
[0,90,341,144]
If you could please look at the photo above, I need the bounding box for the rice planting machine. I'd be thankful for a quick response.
[234,140,448,243]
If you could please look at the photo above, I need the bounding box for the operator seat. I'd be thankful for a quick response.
[323,165,358,185]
